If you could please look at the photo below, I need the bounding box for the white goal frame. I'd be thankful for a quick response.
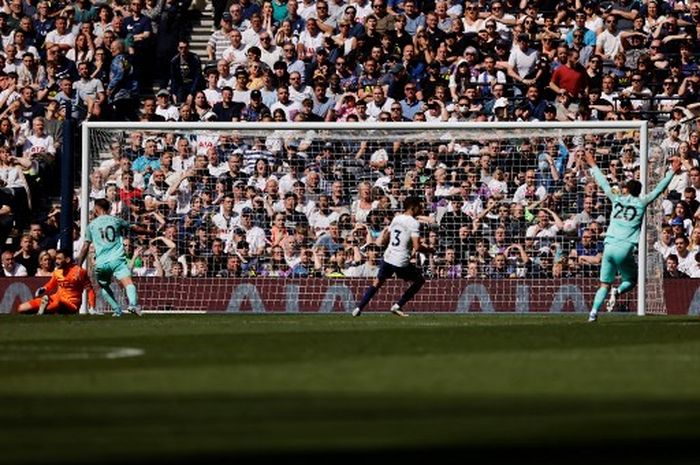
[81,121,651,316]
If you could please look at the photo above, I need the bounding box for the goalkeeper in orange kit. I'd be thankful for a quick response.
[17,250,96,315]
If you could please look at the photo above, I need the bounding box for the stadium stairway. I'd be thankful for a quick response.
[189,2,214,65]
[144,3,212,95]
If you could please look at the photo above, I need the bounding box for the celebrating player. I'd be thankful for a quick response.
[17,250,96,315]
[352,196,433,317]
[585,151,681,322]
[77,199,148,317]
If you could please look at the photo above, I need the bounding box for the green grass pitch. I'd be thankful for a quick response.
[1,314,700,465]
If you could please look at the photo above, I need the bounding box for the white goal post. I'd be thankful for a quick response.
[81,121,665,315]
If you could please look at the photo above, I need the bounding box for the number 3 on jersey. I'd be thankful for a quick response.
[612,203,637,222]
[99,225,116,242]
[391,229,401,246]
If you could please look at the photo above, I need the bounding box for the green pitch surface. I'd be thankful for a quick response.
[2,314,700,465]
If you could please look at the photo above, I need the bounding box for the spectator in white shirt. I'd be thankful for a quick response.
[241,13,265,48]
[675,236,695,274]
[595,15,622,61]
[45,16,76,53]
[1,250,27,276]
[236,208,267,256]
[203,70,222,106]
[270,85,301,121]
[288,71,313,103]
[22,116,55,175]
[653,224,674,258]
[0,72,21,109]
[216,59,236,88]
[366,86,394,120]
[525,208,563,247]
[155,89,180,121]
[258,31,281,69]
[513,169,547,205]
[222,29,248,70]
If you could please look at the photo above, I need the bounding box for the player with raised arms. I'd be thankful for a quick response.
[17,250,96,315]
[77,198,148,317]
[585,151,681,322]
[352,196,433,317]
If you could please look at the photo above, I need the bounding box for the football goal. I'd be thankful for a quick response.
[81,121,668,315]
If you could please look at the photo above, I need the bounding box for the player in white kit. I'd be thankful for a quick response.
[352,196,433,317]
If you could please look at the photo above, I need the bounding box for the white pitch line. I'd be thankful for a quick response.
[0,346,145,361]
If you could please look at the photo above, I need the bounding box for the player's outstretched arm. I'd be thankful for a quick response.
[643,157,682,206]
[584,150,615,200]
[35,274,57,297]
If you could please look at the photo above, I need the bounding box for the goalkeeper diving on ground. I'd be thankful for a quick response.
[584,151,681,322]
[18,250,96,315]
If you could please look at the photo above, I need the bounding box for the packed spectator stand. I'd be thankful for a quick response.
[0,0,699,282]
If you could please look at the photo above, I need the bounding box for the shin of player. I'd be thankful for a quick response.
[77,199,147,317]
[585,152,680,322]
[353,196,433,317]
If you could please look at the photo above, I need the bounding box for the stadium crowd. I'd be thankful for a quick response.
[0,0,699,281]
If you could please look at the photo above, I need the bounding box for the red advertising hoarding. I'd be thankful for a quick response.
[0,278,695,314]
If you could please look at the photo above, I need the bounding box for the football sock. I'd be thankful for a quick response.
[617,281,634,294]
[397,278,425,307]
[357,285,378,310]
[126,284,138,307]
[100,287,120,312]
[592,287,609,313]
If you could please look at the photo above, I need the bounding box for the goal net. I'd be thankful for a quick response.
[81,121,666,315]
